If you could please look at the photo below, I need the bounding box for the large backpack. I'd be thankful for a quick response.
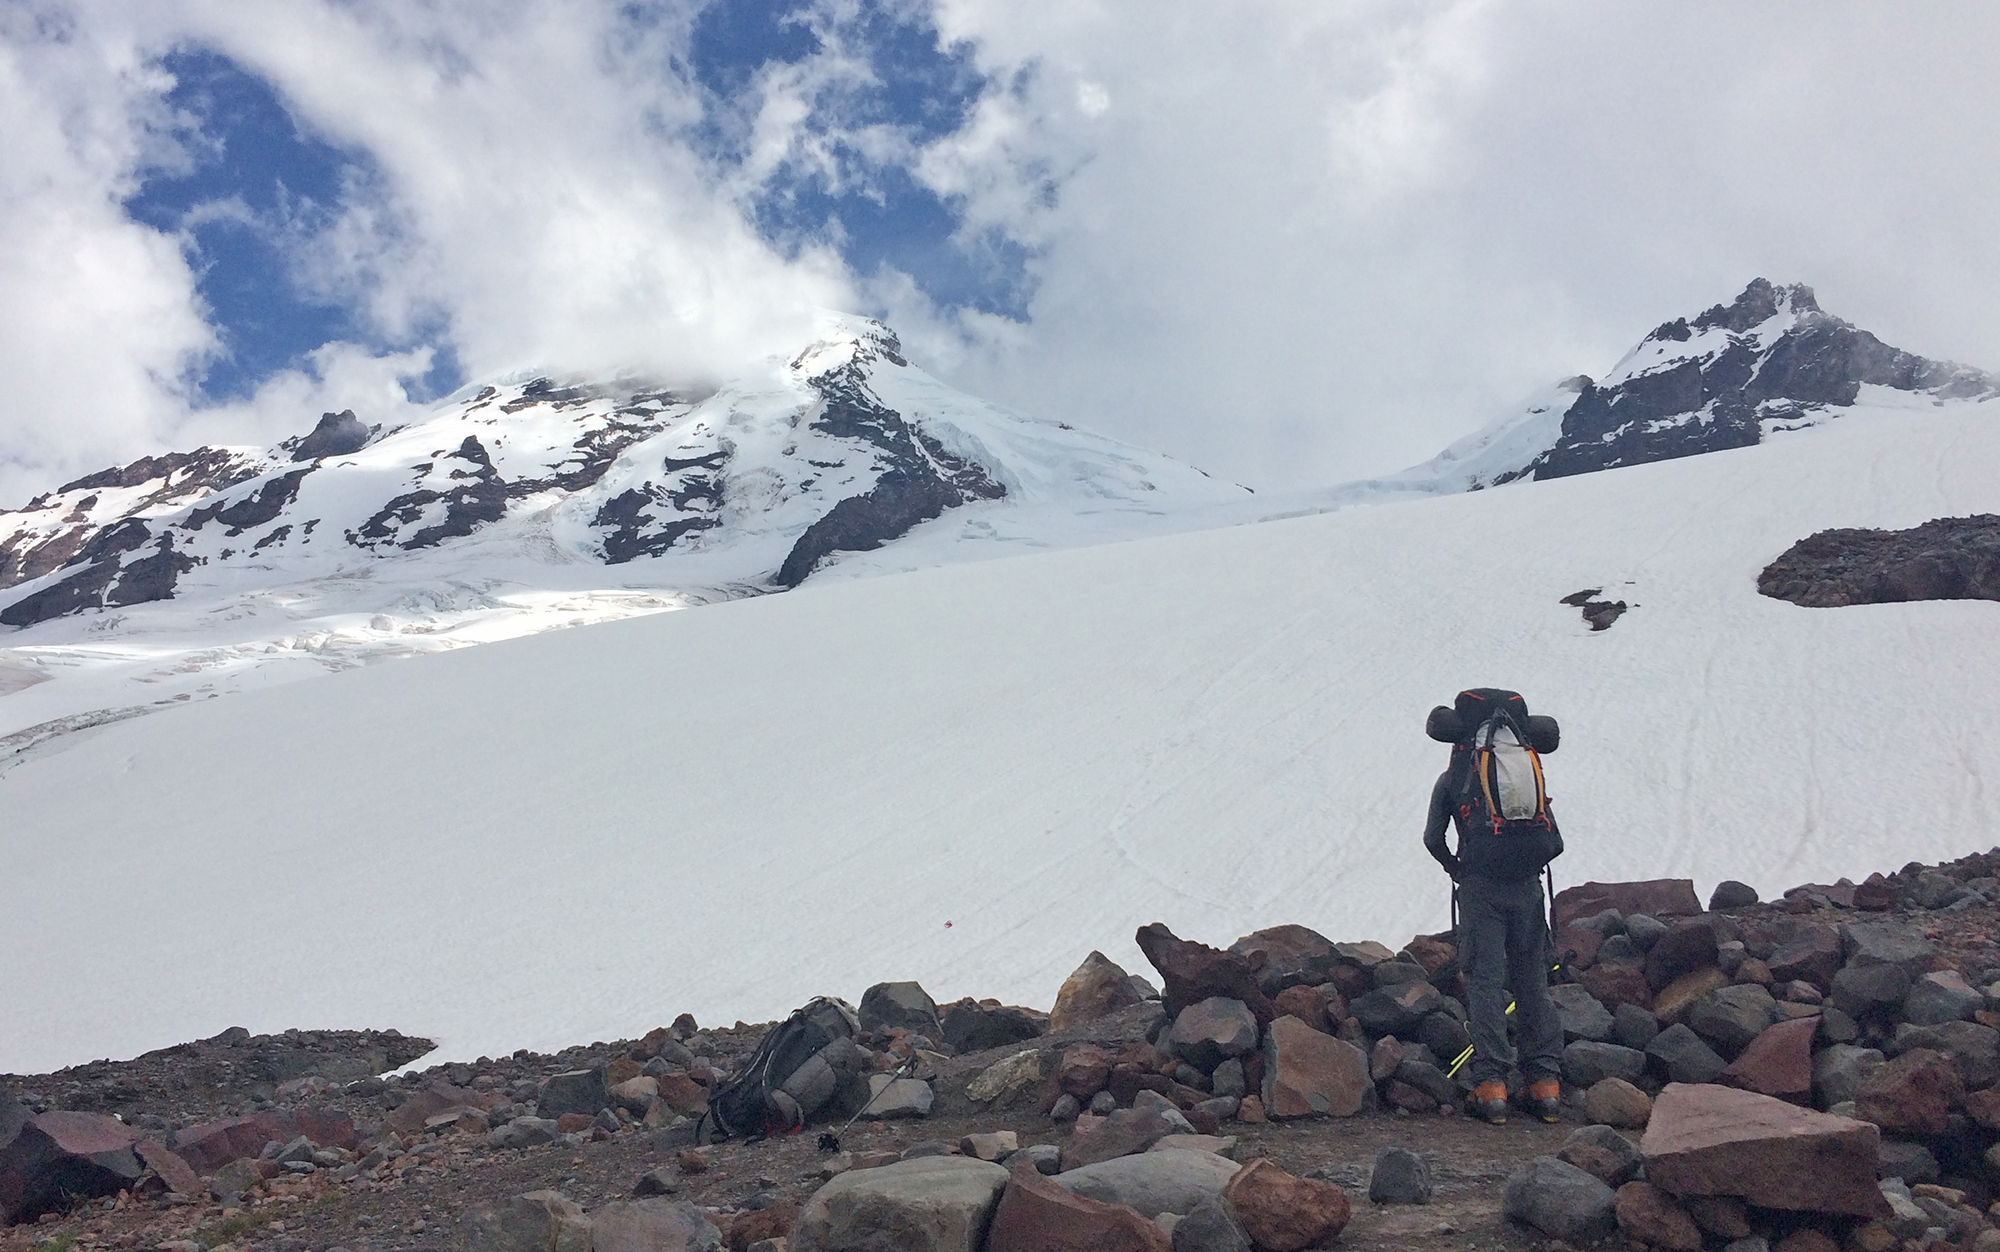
[700,996,861,1142]
[1426,688,1562,882]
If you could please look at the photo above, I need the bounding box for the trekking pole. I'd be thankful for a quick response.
[818,1052,919,1153]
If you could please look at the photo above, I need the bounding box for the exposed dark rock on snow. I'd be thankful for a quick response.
[1559,587,1628,631]
[286,411,372,462]
[351,438,507,550]
[1758,515,2000,608]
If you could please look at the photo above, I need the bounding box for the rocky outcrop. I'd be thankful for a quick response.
[1759,515,2000,608]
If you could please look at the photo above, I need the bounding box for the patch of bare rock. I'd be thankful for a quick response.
[12,851,2000,1250]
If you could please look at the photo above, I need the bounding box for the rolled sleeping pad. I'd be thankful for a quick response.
[1525,714,1560,754]
[1425,705,1463,743]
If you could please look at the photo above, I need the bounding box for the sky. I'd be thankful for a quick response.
[2,1,1997,507]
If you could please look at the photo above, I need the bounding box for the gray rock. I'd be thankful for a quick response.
[1349,982,1443,1036]
[1172,1063,1209,1091]
[1624,914,1669,951]
[1129,974,1160,1000]
[1818,1006,1861,1045]
[1002,1144,1061,1175]
[1369,1147,1433,1205]
[538,1068,611,1118]
[1875,1139,1939,1184]
[1557,1124,1644,1188]
[1903,972,1983,1026]
[274,1135,315,1165]
[1612,1003,1661,1051]
[1132,1090,1197,1135]
[1709,881,1760,910]
[1721,1240,1770,1252]
[589,1200,723,1252]
[859,1075,934,1120]
[1209,1058,1245,1099]
[1054,1148,1240,1218]
[466,1191,593,1252]
[487,1117,560,1150]
[1502,1156,1617,1243]
[792,1156,1008,1252]
[1841,921,1938,973]
[592,1108,621,1134]
[1596,934,1644,966]
[1372,960,1429,988]
[1645,1024,1728,1085]
[1194,1097,1239,1123]
[1550,985,1615,1042]
[1172,1194,1252,1252]
[633,1168,680,1197]
[1812,1045,1885,1110]
[859,982,943,1041]
[1561,1040,1647,1088]
[290,410,371,462]
[1050,1094,1080,1124]
[1578,908,1626,935]
[1088,1091,1117,1116]
[1167,998,1259,1071]
[1685,984,1779,1057]
[1885,1020,2000,1086]
[1879,1180,1932,1239]
[1394,1060,1458,1108]
[1418,1011,1472,1061]
[1831,963,1912,1019]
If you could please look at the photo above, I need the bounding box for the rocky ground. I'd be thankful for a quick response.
[8,848,2000,1252]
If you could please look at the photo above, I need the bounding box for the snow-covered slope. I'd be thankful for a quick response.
[4,390,1998,1073]
[0,315,1248,747]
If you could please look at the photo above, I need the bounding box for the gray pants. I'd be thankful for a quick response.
[1457,873,1562,1086]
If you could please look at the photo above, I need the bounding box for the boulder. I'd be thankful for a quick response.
[1135,924,1277,1027]
[987,1164,1170,1252]
[1766,924,1844,990]
[1393,1059,1458,1109]
[1614,1003,1662,1051]
[1721,1016,1818,1101]
[1884,1020,2000,1087]
[588,1200,724,1252]
[961,1133,1018,1163]
[1368,1147,1432,1205]
[1840,922,1937,973]
[488,1118,560,1150]
[859,1076,935,1120]
[1418,1012,1471,1063]
[1502,1156,1618,1243]
[1639,1083,1888,1217]
[1626,913,1670,951]
[941,1001,1047,1054]
[1062,1107,1178,1171]
[133,1139,201,1199]
[791,1157,1009,1252]
[1964,1083,2000,1130]
[170,1106,359,1173]
[1168,998,1259,1071]
[1210,1059,1246,1100]
[1260,1016,1370,1118]
[1616,1181,1702,1252]
[861,982,944,1041]
[1550,984,1616,1042]
[1562,1040,1648,1088]
[1853,1048,1962,1136]
[1268,986,1331,1034]
[610,1076,659,1115]
[1684,1194,1753,1239]
[1875,1139,1938,1185]
[0,1107,145,1225]
[1558,1124,1645,1187]
[1055,1149,1239,1218]
[1585,1078,1653,1129]
[1222,1159,1351,1252]
[465,1190,594,1252]
[966,1051,1047,1106]
[1554,880,1702,931]
[1710,881,1761,911]
[1368,1035,1402,1082]
[1903,972,1982,1027]
[1687,984,1781,1058]
[1348,982,1443,1037]
[655,1073,709,1118]
[538,1069,612,1119]
[1228,925,1342,995]
[1580,964,1654,1011]
[1057,1045,1116,1099]
[1652,967,1731,1025]
[1830,964,1913,1020]
[1646,921,1722,992]
[1050,953,1146,1033]
[1171,1197,1251,1252]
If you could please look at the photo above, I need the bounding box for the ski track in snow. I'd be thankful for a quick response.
[3,401,2000,1072]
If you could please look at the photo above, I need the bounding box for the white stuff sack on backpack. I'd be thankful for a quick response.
[1477,721,1542,821]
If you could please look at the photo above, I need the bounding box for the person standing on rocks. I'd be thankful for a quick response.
[1422,688,1565,1125]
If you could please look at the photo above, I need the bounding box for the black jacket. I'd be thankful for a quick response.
[1424,768,1564,881]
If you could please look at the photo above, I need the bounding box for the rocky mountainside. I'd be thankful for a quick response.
[1368,279,1998,496]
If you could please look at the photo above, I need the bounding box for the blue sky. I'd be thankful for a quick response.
[125,1,1030,408]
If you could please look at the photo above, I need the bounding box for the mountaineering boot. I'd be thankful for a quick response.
[1472,1081,1509,1124]
[1527,1078,1562,1123]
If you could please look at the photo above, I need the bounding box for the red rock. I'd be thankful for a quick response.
[1050,952,1146,1032]
[655,1073,709,1117]
[631,1026,671,1060]
[607,1058,643,1085]
[1136,923,1277,1027]
[1058,1045,1116,1099]
[987,1162,1170,1252]
[134,1139,202,1198]
[1236,1095,1266,1124]
[1555,925,1604,969]
[1615,1181,1702,1252]
[1271,985,1330,1033]
[385,1081,497,1135]
[171,1107,358,1174]
[1,1110,145,1224]
[556,1113,594,1134]
[1852,875,1895,912]
[1222,1159,1350,1252]
[1721,1016,1818,1102]
[1773,1230,1839,1252]
[1639,1083,1888,1218]
[1963,1084,2000,1130]
[1853,1047,1963,1136]
[1384,1081,1437,1113]
[1403,936,1455,974]
[1106,1067,1172,1107]
[1369,1036,1403,1082]
[1580,964,1654,1011]
[1554,880,1703,930]
[728,1202,796,1249]
[1261,1016,1370,1118]
[1645,920,1721,991]
[1228,925,1342,991]
[1060,1107,1176,1171]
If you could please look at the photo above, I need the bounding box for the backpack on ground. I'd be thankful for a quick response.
[700,996,862,1143]
[1426,687,1563,882]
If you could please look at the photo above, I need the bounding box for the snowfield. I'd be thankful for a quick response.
[3,393,1998,1073]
